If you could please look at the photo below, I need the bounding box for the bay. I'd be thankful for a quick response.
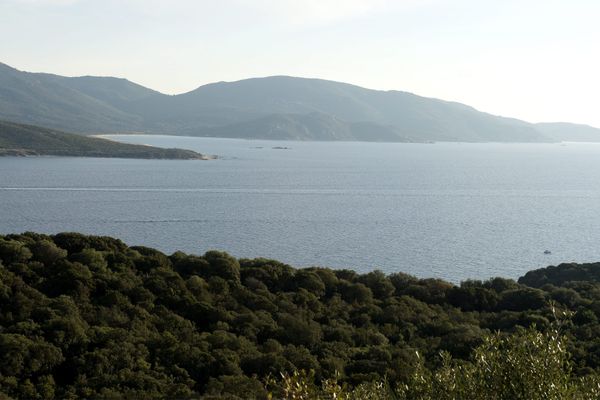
[2,135,600,283]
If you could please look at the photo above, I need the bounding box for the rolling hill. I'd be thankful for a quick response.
[1,62,599,142]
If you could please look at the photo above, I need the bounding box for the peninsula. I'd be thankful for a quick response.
[0,120,212,159]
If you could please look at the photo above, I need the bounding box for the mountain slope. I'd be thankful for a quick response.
[0,63,144,133]
[150,76,550,142]
[535,122,600,142]
[0,120,209,159]
[194,112,416,142]
[0,62,595,142]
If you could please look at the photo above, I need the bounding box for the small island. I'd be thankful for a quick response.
[0,120,213,160]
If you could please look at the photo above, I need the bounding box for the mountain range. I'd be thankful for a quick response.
[1,61,598,143]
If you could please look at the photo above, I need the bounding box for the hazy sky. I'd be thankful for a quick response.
[1,0,599,126]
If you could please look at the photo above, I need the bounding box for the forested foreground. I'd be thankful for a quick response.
[3,233,600,398]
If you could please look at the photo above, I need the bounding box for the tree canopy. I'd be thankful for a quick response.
[2,232,600,398]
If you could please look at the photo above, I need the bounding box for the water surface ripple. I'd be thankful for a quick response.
[2,135,600,282]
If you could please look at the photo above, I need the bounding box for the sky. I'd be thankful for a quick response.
[1,0,599,126]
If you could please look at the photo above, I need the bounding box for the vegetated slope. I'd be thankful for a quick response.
[271,326,600,399]
[1,232,600,398]
[195,112,415,142]
[4,62,599,142]
[519,261,600,287]
[0,63,146,133]
[170,76,548,142]
[0,120,208,159]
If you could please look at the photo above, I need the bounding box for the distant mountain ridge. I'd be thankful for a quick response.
[1,62,599,142]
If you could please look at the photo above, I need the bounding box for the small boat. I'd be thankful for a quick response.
[543,250,551,255]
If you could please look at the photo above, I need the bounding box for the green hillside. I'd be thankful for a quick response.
[0,63,145,133]
[0,120,209,159]
[2,232,600,398]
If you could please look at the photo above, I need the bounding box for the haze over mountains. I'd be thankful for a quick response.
[1,62,598,142]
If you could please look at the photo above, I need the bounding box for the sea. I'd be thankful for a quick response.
[2,135,600,283]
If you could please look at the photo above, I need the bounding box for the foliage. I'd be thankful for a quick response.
[2,232,600,398]
[268,326,600,399]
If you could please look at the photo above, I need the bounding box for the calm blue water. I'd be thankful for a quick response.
[2,135,600,282]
